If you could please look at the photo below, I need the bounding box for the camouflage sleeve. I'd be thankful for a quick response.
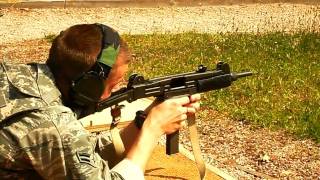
[47,105,126,179]
[3,105,126,180]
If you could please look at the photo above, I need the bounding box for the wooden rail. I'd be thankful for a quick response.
[85,121,131,133]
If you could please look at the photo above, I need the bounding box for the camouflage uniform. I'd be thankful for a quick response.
[0,63,126,179]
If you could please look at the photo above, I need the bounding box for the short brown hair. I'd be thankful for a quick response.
[47,24,131,80]
[47,24,103,80]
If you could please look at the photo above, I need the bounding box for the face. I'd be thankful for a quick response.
[100,55,129,100]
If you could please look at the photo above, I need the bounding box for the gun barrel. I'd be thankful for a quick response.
[233,72,253,80]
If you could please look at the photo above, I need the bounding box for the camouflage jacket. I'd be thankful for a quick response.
[0,63,124,180]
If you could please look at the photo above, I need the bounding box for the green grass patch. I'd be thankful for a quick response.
[43,34,56,43]
[124,32,320,142]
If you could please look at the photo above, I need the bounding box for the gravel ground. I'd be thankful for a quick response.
[1,3,320,180]
[0,3,320,44]
[179,109,320,179]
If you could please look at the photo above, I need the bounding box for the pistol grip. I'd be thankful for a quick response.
[166,131,179,155]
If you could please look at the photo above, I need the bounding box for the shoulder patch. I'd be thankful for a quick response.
[76,151,97,168]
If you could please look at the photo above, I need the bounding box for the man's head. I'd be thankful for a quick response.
[47,23,131,106]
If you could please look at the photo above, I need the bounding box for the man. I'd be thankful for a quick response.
[0,23,200,179]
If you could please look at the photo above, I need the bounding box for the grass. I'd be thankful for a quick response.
[122,32,320,142]
[43,34,56,43]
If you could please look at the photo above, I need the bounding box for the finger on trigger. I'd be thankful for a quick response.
[178,107,188,114]
[189,94,201,102]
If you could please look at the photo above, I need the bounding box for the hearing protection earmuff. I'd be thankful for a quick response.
[71,23,120,106]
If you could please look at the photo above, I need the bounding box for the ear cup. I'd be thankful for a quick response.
[71,72,105,106]
[69,23,120,107]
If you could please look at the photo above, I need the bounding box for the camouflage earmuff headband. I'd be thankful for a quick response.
[95,23,120,68]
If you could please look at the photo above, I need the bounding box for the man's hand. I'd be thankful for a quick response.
[143,94,201,137]
[126,94,201,171]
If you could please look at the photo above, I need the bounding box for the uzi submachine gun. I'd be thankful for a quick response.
[96,61,252,155]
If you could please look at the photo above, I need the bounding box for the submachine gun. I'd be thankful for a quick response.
[96,61,252,155]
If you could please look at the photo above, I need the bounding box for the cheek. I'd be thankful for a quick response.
[104,64,128,89]
[120,65,129,76]
[104,73,120,91]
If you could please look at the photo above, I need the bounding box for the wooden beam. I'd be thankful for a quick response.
[85,121,132,133]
